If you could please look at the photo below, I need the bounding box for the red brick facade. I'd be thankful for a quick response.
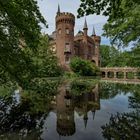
[50,6,101,69]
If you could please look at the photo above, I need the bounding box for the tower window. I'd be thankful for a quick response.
[64,43,71,52]
[65,55,70,64]
[66,28,70,34]
[58,29,61,34]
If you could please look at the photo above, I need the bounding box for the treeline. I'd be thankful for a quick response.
[100,45,140,67]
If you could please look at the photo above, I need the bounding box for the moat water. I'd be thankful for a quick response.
[0,79,140,140]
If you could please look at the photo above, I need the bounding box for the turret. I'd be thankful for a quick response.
[83,18,88,36]
[57,4,60,15]
[92,26,96,36]
[55,6,75,69]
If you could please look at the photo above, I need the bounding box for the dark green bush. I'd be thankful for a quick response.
[70,57,100,76]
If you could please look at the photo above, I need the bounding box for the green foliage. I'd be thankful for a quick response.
[99,82,119,99]
[63,72,79,79]
[100,45,119,67]
[78,0,140,47]
[0,0,47,48]
[27,35,63,78]
[0,0,63,88]
[25,78,61,95]
[0,83,17,97]
[100,44,140,67]
[0,0,48,86]
[0,34,62,88]
[70,57,100,76]
[0,90,52,137]
[129,45,140,67]
[70,79,98,96]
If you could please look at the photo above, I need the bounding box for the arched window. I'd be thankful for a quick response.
[66,28,70,34]
[58,29,61,34]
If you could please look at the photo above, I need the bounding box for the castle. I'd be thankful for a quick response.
[50,5,101,69]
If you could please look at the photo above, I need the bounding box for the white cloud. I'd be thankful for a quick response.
[37,0,110,45]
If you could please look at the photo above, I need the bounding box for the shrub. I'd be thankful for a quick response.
[70,57,100,76]
[70,79,97,96]
[63,72,79,79]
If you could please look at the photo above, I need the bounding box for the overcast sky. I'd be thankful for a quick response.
[37,0,110,45]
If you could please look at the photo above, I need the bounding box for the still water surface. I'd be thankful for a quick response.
[0,80,140,140]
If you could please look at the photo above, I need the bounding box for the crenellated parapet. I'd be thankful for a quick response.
[56,12,75,27]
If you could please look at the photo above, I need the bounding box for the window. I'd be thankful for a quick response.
[52,45,56,52]
[65,55,70,64]
[95,44,99,48]
[64,43,71,52]
[58,29,61,34]
[66,28,70,34]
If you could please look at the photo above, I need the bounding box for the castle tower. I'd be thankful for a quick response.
[91,26,101,66]
[55,6,75,69]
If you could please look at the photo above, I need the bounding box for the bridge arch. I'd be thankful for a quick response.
[100,67,140,80]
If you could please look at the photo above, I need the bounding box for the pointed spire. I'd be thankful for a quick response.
[92,26,96,36]
[57,4,60,14]
[83,18,88,30]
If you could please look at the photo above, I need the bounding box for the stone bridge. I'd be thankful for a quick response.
[100,67,140,79]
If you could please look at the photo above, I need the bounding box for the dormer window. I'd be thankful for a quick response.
[66,28,70,34]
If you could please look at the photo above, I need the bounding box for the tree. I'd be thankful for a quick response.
[78,0,140,47]
[100,45,120,67]
[129,45,140,67]
[100,44,140,67]
[0,0,47,84]
[28,35,62,77]
[70,57,100,76]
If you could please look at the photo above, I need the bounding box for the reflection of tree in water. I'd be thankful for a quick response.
[0,94,50,139]
[99,83,139,99]
[99,82,119,99]
[101,85,140,140]
[0,79,60,139]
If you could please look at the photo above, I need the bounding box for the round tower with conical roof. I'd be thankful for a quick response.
[55,5,75,69]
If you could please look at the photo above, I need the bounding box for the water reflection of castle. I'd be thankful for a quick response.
[51,83,100,137]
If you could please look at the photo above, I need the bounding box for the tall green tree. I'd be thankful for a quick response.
[28,35,62,77]
[100,45,120,67]
[100,44,140,67]
[0,0,47,85]
[130,45,140,67]
[78,0,140,47]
